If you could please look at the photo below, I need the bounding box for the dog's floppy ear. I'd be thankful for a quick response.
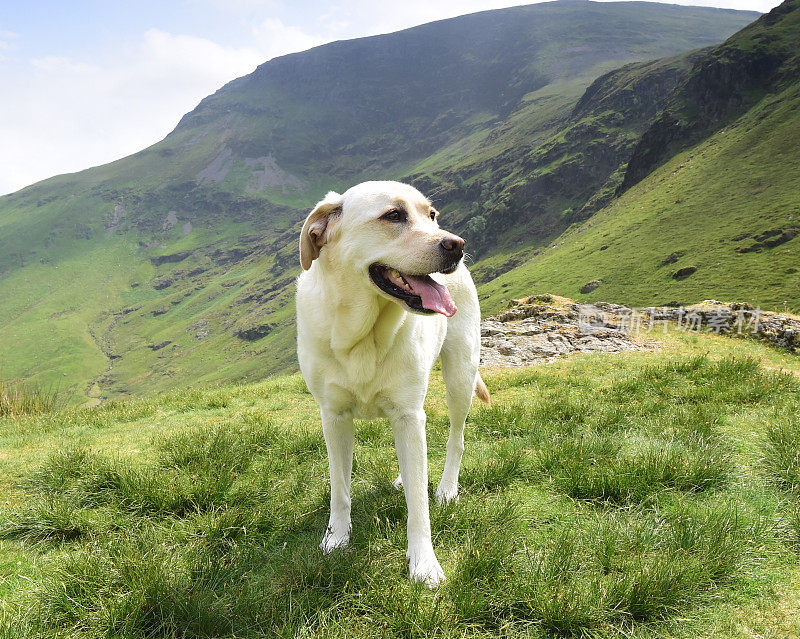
[299,191,342,270]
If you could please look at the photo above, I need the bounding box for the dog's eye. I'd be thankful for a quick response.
[429,210,437,221]
[381,209,406,223]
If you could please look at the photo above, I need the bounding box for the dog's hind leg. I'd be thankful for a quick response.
[320,409,354,553]
[436,334,480,505]
[394,342,479,502]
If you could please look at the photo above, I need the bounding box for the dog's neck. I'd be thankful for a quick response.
[311,254,408,382]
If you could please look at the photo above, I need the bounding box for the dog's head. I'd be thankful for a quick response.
[299,181,464,317]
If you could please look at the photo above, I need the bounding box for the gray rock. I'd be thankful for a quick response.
[481,298,647,367]
[672,266,697,280]
[481,296,800,368]
[580,280,602,294]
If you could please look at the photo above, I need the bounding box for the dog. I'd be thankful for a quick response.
[296,181,489,587]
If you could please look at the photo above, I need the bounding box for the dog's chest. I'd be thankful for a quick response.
[323,336,436,416]
[329,349,399,412]
[334,379,413,420]
[298,286,447,415]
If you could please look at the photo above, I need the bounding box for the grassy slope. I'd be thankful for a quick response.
[477,77,800,314]
[1,331,799,637]
[0,207,298,402]
[410,51,703,257]
[0,3,757,405]
[621,0,800,190]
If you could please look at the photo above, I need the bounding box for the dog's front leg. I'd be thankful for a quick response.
[320,409,354,553]
[390,408,445,587]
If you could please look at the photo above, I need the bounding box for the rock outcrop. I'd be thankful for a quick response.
[639,300,800,352]
[481,295,649,367]
[480,295,800,367]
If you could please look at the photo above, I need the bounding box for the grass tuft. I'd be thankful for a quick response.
[0,376,58,417]
[0,499,90,543]
[763,416,800,492]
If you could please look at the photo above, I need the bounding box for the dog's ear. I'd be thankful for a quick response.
[299,191,342,270]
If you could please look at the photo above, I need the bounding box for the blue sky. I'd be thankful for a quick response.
[0,0,782,195]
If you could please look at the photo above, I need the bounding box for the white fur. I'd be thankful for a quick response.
[296,181,482,588]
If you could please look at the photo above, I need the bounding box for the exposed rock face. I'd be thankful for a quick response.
[737,227,799,253]
[480,295,800,367]
[638,300,800,352]
[672,266,697,280]
[153,277,174,290]
[244,154,305,194]
[234,323,274,341]
[197,146,234,184]
[481,295,649,367]
[104,204,126,236]
[162,211,179,231]
[149,251,192,266]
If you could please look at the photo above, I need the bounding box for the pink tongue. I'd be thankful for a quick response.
[404,274,457,317]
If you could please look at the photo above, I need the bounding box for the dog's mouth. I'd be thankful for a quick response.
[368,264,457,317]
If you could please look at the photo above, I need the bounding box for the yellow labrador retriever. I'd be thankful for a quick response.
[296,181,488,587]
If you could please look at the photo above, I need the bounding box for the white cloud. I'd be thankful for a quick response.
[252,18,327,60]
[0,28,18,45]
[0,30,264,195]
[0,28,18,62]
[140,28,263,87]
[31,55,98,74]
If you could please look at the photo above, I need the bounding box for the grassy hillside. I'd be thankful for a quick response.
[478,20,800,313]
[0,2,757,404]
[1,331,800,637]
[417,49,707,280]
[621,0,800,189]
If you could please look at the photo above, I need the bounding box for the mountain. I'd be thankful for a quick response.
[621,0,800,189]
[410,48,706,273]
[478,0,800,312]
[0,1,759,403]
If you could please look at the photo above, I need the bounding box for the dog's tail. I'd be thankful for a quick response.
[475,374,491,406]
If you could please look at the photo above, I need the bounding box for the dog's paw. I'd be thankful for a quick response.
[435,482,459,505]
[392,474,403,491]
[407,545,446,588]
[320,525,350,554]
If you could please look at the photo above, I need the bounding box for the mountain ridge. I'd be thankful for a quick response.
[0,1,762,403]
[620,0,800,190]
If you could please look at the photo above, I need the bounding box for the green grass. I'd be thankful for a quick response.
[764,417,800,493]
[1,333,799,637]
[0,377,59,418]
[477,76,800,314]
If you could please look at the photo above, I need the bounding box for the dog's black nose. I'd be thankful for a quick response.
[439,235,465,258]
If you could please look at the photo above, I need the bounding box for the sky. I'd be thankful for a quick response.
[0,0,782,196]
